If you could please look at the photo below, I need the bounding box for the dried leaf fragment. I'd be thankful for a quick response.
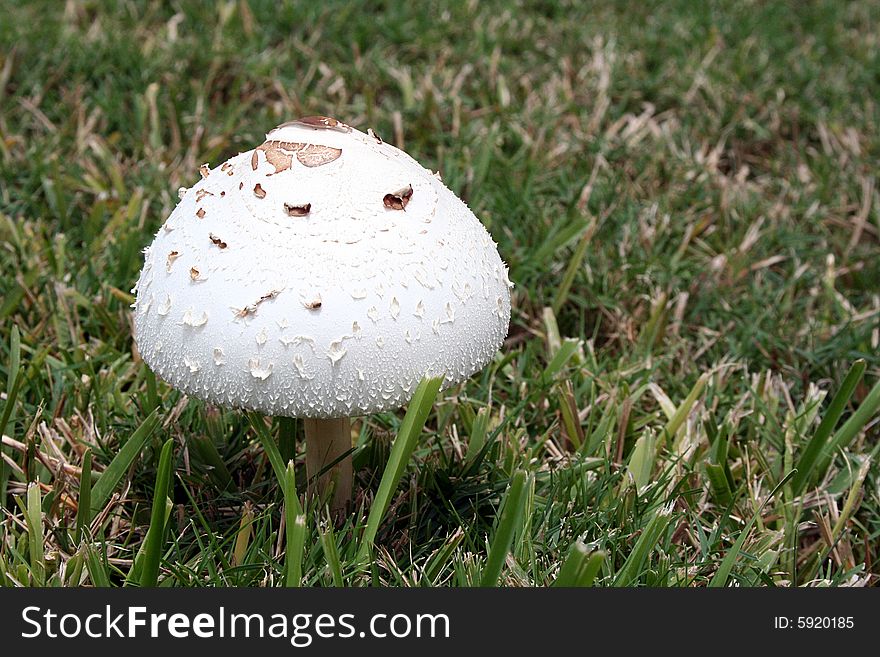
[284,202,311,217]
[383,184,413,210]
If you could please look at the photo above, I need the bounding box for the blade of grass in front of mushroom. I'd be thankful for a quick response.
[356,376,443,563]
[89,408,161,517]
[251,413,307,583]
[248,412,303,516]
[278,417,298,464]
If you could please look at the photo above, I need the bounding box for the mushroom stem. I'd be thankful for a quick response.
[303,417,353,513]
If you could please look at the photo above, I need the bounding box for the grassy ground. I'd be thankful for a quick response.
[1,0,879,587]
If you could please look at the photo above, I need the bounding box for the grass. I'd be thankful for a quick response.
[1,0,879,587]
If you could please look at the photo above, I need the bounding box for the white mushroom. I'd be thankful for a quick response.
[132,116,513,512]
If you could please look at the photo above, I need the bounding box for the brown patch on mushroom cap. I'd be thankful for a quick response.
[254,140,342,173]
[284,202,311,217]
[196,207,206,219]
[195,189,214,202]
[253,183,267,199]
[367,128,383,144]
[166,251,180,271]
[383,184,414,210]
[209,233,227,249]
[199,164,210,179]
[235,289,282,318]
[251,150,259,171]
[190,267,200,280]
[302,293,322,310]
[278,116,352,133]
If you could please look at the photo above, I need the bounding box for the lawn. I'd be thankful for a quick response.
[1,0,878,587]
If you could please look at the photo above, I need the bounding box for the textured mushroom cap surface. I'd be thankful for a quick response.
[132,119,512,418]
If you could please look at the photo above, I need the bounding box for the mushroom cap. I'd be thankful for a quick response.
[132,118,512,418]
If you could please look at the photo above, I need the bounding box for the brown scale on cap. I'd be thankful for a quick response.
[199,164,210,179]
[254,140,342,173]
[234,289,282,318]
[209,233,227,249]
[253,183,267,199]
[383,184,413,211]
[284,202,311,217]
[195,189,214,202]
[196,207,206,219]
[166,250,180,272]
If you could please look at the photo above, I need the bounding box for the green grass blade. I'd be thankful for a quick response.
[613,506,672,586]
[552,220,596,314]
[83,542,111,587]
[357,376,443,562]
[25,482,45,586]
[626,431,656,493]
[554,542,605,587]
[423,529,465,584]
[278,417,297,464]
[283,460,305,587]
[2,324,21,435]
[705,463,733,507]
[139,438,174,587]
[480,470,528,587]
[660,372,708,447]
[813,377,880,484]
[248,412,287,484]
[792,359,865,494]
[465,407,489,464]
[542,338,581,382]
[74,448,92,543]
[709,469,796,587]
[318,517,344,587]
[90,408,161,516]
